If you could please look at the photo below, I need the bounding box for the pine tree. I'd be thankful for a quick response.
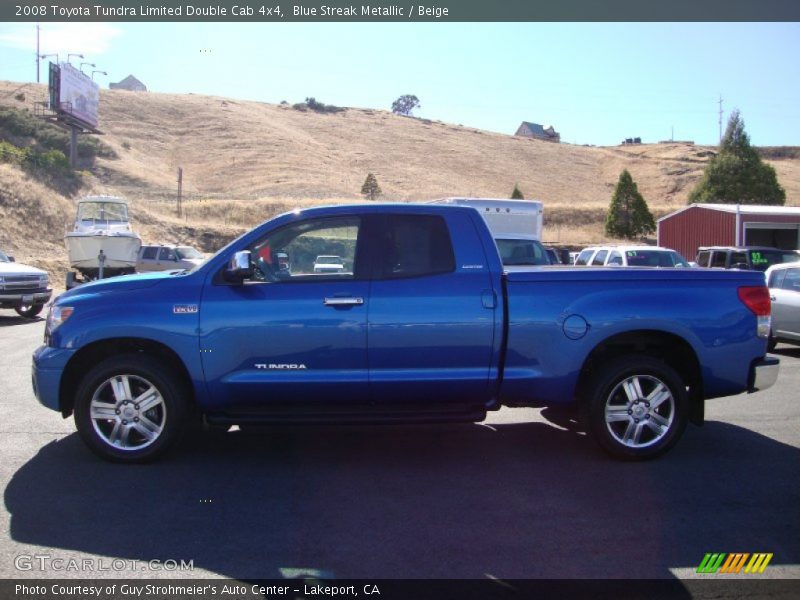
[688,110,785,205]
[361,173,382,201]
[510,184,524,199]
[605,170,655,239]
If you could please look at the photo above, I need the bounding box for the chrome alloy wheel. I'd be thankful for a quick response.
[603,374,675,449]
[89,374,166,450]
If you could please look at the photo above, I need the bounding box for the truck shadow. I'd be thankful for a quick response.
[772,344,800,359]
[5,419,800,581]
[0,315,43,327]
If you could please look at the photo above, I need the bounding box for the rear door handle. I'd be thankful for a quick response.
[323,297,364,306]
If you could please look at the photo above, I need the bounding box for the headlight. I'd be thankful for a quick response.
[39,274,49,286]
[45,305,74,339]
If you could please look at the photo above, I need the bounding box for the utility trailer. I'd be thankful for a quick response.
[430,197,549,265]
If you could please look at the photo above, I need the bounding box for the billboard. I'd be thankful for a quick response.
[51,62,99,129]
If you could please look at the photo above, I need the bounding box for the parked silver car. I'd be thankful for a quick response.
[766,262,800,350]
[136,244,205,272]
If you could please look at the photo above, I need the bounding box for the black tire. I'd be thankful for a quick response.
[73,354,189,463]
[15,303,43,318]
[583,356,689,460]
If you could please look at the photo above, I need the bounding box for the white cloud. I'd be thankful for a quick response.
[0,23,122,56]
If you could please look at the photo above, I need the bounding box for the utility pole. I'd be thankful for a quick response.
[718,94,724,142]
[177,167,183,217]
[35,24,40,83]
[69,126,78,167]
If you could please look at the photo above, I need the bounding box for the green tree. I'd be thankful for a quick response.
[605,169,655,239]
[688,110,785,205]
[391,95,420,116]
[510,184,524,199]
[361,173,382,201]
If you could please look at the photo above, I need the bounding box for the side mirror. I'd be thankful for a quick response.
[8,256,15,262]
[224,250,253,282]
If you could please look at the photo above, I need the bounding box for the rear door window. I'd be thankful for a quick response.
[575,249,594,266]
[730,252,748,268]
[591,250,608,266]
[781,268,800,292]
[159,247,177,261]
[141,247,158,260]
[607,251,623,265]
[710,252,728,268]
[768,269,787,289]
[374,215,455,279]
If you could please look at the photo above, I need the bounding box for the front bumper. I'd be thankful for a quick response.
[0,288,52,307]
[748,355,780,393]
[32,345,75,412]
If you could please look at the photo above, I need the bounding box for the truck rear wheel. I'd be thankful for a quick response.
[584,356,688,460]
[73,354,188,462]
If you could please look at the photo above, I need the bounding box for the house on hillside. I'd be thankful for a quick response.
[515,121,560,142]
[109,75,147,92]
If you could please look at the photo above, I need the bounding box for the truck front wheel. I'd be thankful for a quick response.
[73,354,188,462]
[15,303,43,318]
[584,356,688,460]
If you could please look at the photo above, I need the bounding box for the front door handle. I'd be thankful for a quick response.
[323,297,364,306]
[770,296,777,302]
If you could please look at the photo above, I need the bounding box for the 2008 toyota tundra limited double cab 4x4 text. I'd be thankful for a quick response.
[32,204,780,462]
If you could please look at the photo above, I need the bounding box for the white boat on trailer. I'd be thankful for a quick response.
[64,196,142,288]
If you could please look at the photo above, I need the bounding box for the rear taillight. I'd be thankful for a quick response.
[738,286,771,339]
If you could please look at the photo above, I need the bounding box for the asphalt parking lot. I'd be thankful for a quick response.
[1,310,799,582]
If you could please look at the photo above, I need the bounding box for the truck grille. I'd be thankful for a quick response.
[2,275,43,292]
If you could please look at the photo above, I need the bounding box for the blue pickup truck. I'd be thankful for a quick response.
[32,204,779,462]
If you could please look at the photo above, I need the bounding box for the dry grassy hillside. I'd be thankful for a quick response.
[2,79,799,256]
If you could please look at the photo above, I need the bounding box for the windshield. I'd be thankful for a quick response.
[0,250,9,263]
[749,249,800,272]
[175,246,203,259]
[625,250,690,267]
[496,239,550,266]
[77,201,129,222]
[316,255,342,265]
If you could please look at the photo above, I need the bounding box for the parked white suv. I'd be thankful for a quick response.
[313,255,345,273]
[0,250,52,318]
[574,245,691,268]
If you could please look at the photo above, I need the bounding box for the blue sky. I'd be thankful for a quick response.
[1,22,799,146]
